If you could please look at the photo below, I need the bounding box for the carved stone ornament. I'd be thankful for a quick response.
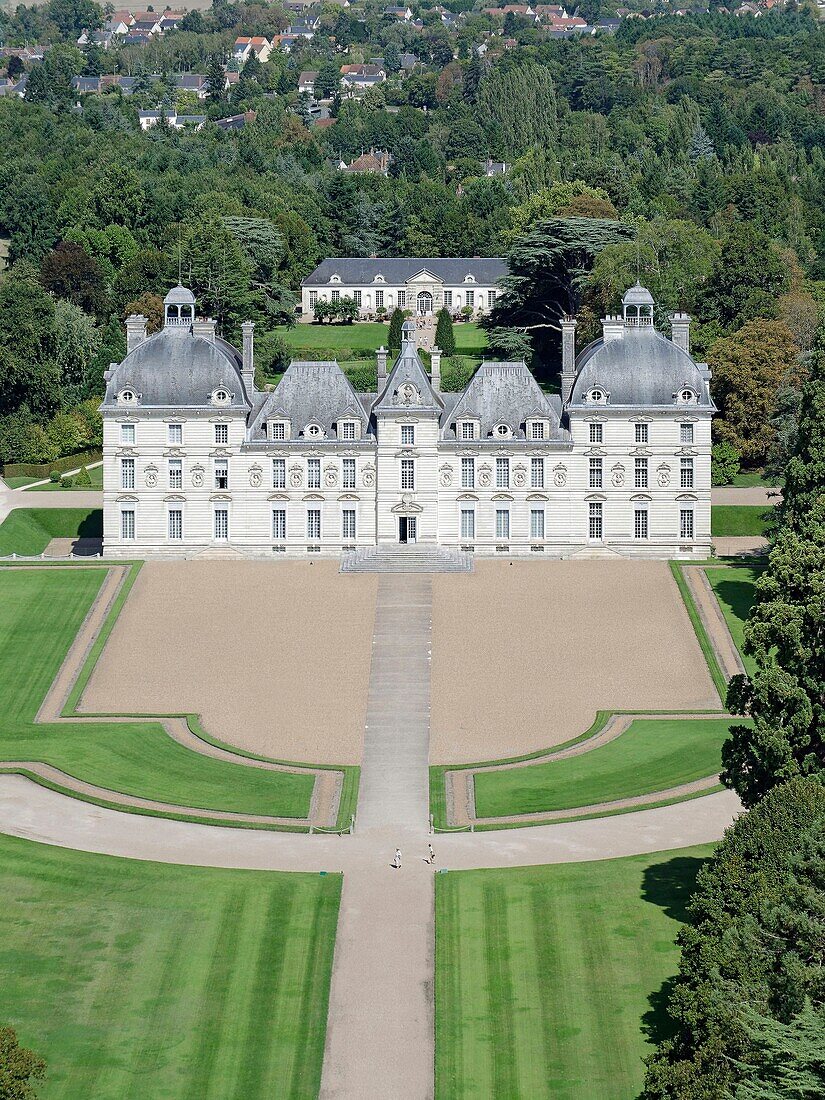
[248,464,263,489]
[397,382,419,406]
[191,465,204,488]
[362,463,376,488]
[289,465,303,489]
[478,464,492,488]
[439,465,454,488]
[657,464,672,487]
[553,464,567,487]
[144,465,158,488]
[512,464,527,488]
[324,465,338,488]
[611,463,626,488]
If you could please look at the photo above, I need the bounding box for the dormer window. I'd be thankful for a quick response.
[494,423,511,439]
[529,421,546,441]
[305,423,324,439]
[269,421,288,441]
[460,421,475,441]
[373,273,386,283]
[463,273,476,283]
[119,389,137,404]
[678,388,697,404]
[329,273,341,284]
[588,389,607,404]
[212,389,230,405]
[339,420,358,441]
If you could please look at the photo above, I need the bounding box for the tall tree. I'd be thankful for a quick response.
[703,227,788,332]
[388,307,404,352]
[435,307,455,356]
[0,1025,46,1099]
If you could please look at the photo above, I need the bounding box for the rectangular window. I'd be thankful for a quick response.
[121,457,135,489]
[215,423,228,445]
[681,457,694,489]
[460,421,474,440]
[307,458,321,489]
[307,508,321,540]
[635,457,648,489]
[120,509,135,540]
[168,423,182,445]
[308,290,318,309]
[397,291,406,308]
[531,457,544,489]
[487,290,496,308]
[214,459,228,490]
[634,509,648,540]
[168,509,182,540]
[270,421,286,440]
[375,290,384,308]
[331,289,340,303]
[460,508,475,539]
[342,508,356,540]
[353,290,362,308]
[680,423,694,445]
[272,458,286,489]
[530,508,545,539]
[589,501,603,540]
[589,422,603,444]
[530,421,545,440]
[214,508,228,540]
[443,290,452,308]
[495,508,509,540]
[496,457,509,488]
[466,290,474,308]
[401,425,415,446]
[635,422,648,444]
[169,458,182,489]
[461,456,474,489]
[342,457,356,489]
[272,508,286,540]
[680,509,694,540]
[341,421,356,440]
[121,423,135,445]
[589,457,602,489]
[401,458,415,490]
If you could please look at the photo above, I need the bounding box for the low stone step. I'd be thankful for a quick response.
[341,546,473,574]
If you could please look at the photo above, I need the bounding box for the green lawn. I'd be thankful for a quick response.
[730,469,781,488]
[0,508,102,555]
[0,567,317,820]
[277,320,488,358]
[705,565,759,679]
[472,718,733,819]
[27,464,103,491]
[436,845,713,1100]
[1,830,340,1098]
[711,505,772,537]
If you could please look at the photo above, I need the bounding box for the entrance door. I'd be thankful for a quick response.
[416,291,433,315]
[407,517,417,544]
[398,517,417,544]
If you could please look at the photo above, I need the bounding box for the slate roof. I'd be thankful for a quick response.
[372,323,443,415]
[250,361,369,440]
[443,361,568,440]
[570,329,714,409]
[102,330,248,409]
[303,257,507,287]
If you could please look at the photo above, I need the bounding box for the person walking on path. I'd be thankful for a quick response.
[393,848,402,869]
[427,844,435,865]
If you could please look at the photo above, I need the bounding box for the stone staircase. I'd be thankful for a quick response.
[341,545,474,573]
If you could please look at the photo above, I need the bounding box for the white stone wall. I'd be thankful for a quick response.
[300,282,499,317]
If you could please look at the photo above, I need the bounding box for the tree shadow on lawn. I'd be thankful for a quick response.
[711,577,757,626]
[639,856,707,1049]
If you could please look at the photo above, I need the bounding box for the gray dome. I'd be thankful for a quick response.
[164,285,196,306]
[622,283,654,307]
[103,330,248,409]
[569,329,711,408]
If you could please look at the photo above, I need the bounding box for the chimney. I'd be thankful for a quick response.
[670,312,691,354]
[560,315,577,404]
[430,345,441,391]
[601,314,625,343]
[192,317,216,341]
[376,345,388,391]
[125,314,147,354]
[241,320,255,394]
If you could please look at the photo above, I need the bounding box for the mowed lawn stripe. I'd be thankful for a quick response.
[436,847,712,1100]
[0,568,315,819]
[704,565,759,679]
[473,718,732,818]
[0,833,340,1098]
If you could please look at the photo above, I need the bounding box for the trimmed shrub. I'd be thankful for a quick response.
[74,465,92,487]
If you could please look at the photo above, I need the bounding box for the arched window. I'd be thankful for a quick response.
[588,388,607,404]
[213,389,230,404]
[678,388,696,404]
[416,291,433,314]
[119,389,136,404]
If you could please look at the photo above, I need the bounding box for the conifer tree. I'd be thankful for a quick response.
[434,308,455,356]
[388,308,404,352]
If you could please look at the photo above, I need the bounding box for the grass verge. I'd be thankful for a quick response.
[0,830,340,1099]
[704,565,759,679]
[0,507,102,556]
[435,845,713,1100]
[711,505,771,537]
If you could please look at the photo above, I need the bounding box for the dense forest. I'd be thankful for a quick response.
[0,2,823,477]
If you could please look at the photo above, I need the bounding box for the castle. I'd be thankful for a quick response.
[101,283,713,558]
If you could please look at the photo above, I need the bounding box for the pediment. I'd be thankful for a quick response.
[406,268,442,284]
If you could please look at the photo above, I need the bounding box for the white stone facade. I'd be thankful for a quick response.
[102,284,714,559]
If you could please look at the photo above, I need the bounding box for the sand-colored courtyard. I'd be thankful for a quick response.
[82,561,377,765]
[430,560,719,763]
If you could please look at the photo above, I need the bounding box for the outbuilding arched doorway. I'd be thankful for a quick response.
[416,291,433,315]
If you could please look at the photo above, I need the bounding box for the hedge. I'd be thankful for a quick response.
[1,450,102,480]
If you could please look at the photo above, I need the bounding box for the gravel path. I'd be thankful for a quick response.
[711,485,781,505]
